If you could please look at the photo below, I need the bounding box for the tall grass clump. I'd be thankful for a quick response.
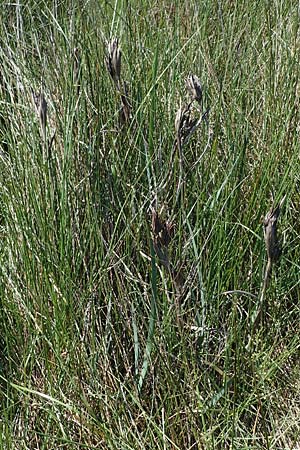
[0,1,299,449]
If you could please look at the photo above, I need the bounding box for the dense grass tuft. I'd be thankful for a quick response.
[0,1,299,449]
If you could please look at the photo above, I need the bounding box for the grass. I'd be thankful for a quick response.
[0,1,299,448]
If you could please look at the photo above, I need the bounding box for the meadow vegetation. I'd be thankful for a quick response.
[0,1,299,448]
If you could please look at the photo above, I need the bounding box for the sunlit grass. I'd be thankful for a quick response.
[0,1,299,448]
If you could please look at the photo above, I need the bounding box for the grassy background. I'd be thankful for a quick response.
[0,1,299,449]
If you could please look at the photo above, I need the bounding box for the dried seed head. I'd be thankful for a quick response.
[186,74,202,105]
[175,103,197,144]
[106,37,121,85]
